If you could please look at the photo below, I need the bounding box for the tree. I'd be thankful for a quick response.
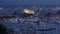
[0,24,7,34]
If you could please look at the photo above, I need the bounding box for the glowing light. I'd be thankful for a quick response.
[0,7,2,10]
[23,9,35,14]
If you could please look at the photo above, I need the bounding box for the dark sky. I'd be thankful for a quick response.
[0,0,60,5]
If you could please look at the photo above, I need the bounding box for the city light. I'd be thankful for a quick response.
[23,9,35,14]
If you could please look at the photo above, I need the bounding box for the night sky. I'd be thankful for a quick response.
[0,0,60,6]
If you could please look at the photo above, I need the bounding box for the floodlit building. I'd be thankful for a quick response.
[23,9,35,14]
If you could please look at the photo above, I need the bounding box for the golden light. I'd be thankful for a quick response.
[23,9,35,14]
